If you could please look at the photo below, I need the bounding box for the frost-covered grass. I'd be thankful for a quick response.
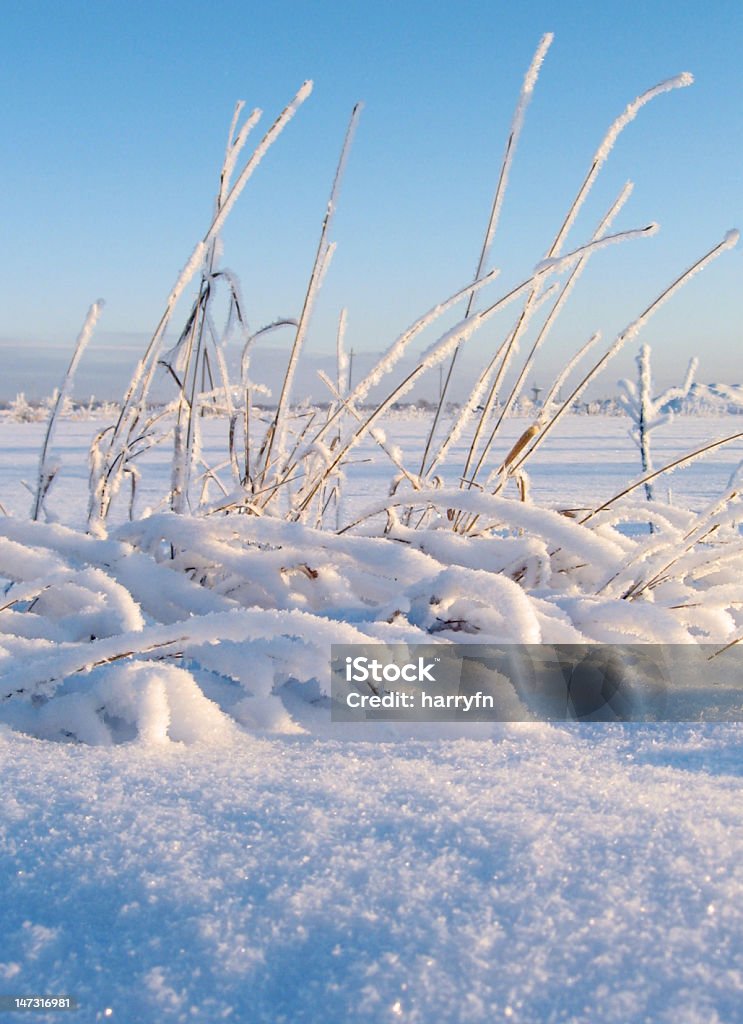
[2,34,738,739]
[1,412,742,740]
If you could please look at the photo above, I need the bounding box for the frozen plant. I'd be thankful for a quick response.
[6,393,43,423]
[618,343,697,503]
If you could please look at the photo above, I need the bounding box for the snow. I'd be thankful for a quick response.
[1,726,742,1023]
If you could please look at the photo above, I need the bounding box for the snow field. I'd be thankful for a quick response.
[1,413,742,526]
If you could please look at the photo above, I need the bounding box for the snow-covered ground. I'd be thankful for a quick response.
[2,725,742,1024]
[1,412,742,1023]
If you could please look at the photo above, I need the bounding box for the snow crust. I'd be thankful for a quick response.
[1,726,741,1023]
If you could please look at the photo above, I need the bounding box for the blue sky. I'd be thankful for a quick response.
[0,0,740,399]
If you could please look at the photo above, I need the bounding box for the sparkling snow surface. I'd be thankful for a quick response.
[1,413,742,1023]
[1,727,742,1024]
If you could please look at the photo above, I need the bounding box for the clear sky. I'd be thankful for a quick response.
[0,0,741,399]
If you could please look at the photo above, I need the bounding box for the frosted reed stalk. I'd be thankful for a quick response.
[551,73,692,258]
[261,102,362,485]
[419,33,553,475]
[34,300,104,522]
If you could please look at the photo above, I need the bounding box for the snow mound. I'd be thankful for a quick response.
[1,489,742,745]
